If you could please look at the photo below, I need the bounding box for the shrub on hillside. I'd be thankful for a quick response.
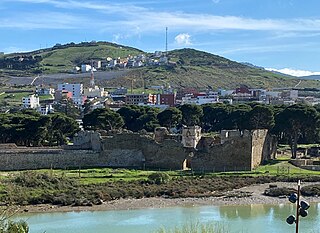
[148,172,170,185]
[301,184,320,196]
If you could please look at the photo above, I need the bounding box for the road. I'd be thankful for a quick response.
[294,80,302,88]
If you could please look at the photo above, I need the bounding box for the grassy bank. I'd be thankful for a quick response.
[1,159,320,207]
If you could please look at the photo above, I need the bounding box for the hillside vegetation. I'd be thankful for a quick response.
[1,42,320,89]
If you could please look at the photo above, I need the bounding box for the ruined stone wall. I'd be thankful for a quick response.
[0,129,270,172]
[191,134,253,171]
[262,134,277,161]
[251,130,269,169]
[100,133,187,170]
[0,149,104,171]
[73,131,102,151]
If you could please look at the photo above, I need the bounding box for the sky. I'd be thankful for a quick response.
[1,0,320,76]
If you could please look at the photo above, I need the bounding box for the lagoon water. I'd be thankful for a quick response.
[17,203,320,233]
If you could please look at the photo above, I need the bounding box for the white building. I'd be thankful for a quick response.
[181,92,219,105]
[38,104,54,115]
[219,89,234,97]
[22,94,40,109]
[36,87,55,95]
[57,83,85,105]
[81,64,92,73]
[57,83,83,98]
[84,86,108,98]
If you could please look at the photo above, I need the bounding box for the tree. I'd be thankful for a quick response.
[275,104,320,159]
[157,107,182,129]
[201,103,231,132]
[83,108,124,131]
[117,105,143,131]
[53,98,80,119]
[47,113,80,146]
[247,105,275,130]
[179,104,203,126]
[225,104,252,131]
[135,107,160,132]
[118,105,160,132]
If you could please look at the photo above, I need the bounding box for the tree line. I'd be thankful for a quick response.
[83,103,320,159]
[1,103,320,159]
[0,109,79,146]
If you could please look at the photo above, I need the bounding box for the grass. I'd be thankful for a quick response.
[255,160,320,175]
[1,154,320,207]
[0,92,34,107]
[39,43,142,73]
[156,222,229,233]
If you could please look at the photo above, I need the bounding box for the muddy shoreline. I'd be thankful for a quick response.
[18,182,320,214]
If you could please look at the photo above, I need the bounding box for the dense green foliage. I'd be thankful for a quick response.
[52,98,80,119]
[148,172,171,185]
[2,102,320,158]
[157,107,182,129]
[0,208,29,233]
[115,103,320,158]
[117,105,160,132]
[83,108,124,131]
[0,111,79,146]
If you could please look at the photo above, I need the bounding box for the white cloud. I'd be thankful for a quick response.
[212,0,220,3]
[3,0,320,34]
[175,33,192,46]
[265,68,320,77]
[3,46,29,54]
[0,12,84,29]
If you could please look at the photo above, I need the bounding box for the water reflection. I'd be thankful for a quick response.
[16,203,320,233]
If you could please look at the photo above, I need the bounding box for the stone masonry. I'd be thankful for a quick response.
[0,127,271,171]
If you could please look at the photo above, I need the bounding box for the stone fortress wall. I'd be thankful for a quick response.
[0,127,273,171]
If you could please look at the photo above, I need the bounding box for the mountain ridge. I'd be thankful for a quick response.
[1,41,320,89]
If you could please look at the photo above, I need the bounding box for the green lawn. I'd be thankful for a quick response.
[0,157,318,186]
[255,159,320,176]
[0,92,34,107]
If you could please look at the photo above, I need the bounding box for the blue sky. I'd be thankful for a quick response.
[1,0,320,76]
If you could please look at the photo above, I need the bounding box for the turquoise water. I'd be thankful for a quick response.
[17,203,320,233]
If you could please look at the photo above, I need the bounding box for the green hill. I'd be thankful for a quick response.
[1,42,320,89]
[106,48,320,89]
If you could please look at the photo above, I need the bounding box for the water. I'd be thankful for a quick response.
[16,203,320,233]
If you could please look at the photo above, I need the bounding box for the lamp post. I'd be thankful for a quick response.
[286,180,310,233]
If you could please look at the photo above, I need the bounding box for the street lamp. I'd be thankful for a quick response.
[286,180,310,233]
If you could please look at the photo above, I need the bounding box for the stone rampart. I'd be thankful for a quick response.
[0,129,270,172]
[101,133,187,170]
[0,149,104,171]
[191,134,253,171]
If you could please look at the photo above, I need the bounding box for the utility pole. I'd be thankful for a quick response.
[286,180,310,233]
[165,27,168,56]
[295,180,300,233]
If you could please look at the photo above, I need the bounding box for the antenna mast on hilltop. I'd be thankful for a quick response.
[165,27,168,56]
[90,60,95,87]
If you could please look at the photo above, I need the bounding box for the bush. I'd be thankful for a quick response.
[0,207,29,233]
[264,187,296,197]
[148,172,170,185]
[301,184,320,196]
